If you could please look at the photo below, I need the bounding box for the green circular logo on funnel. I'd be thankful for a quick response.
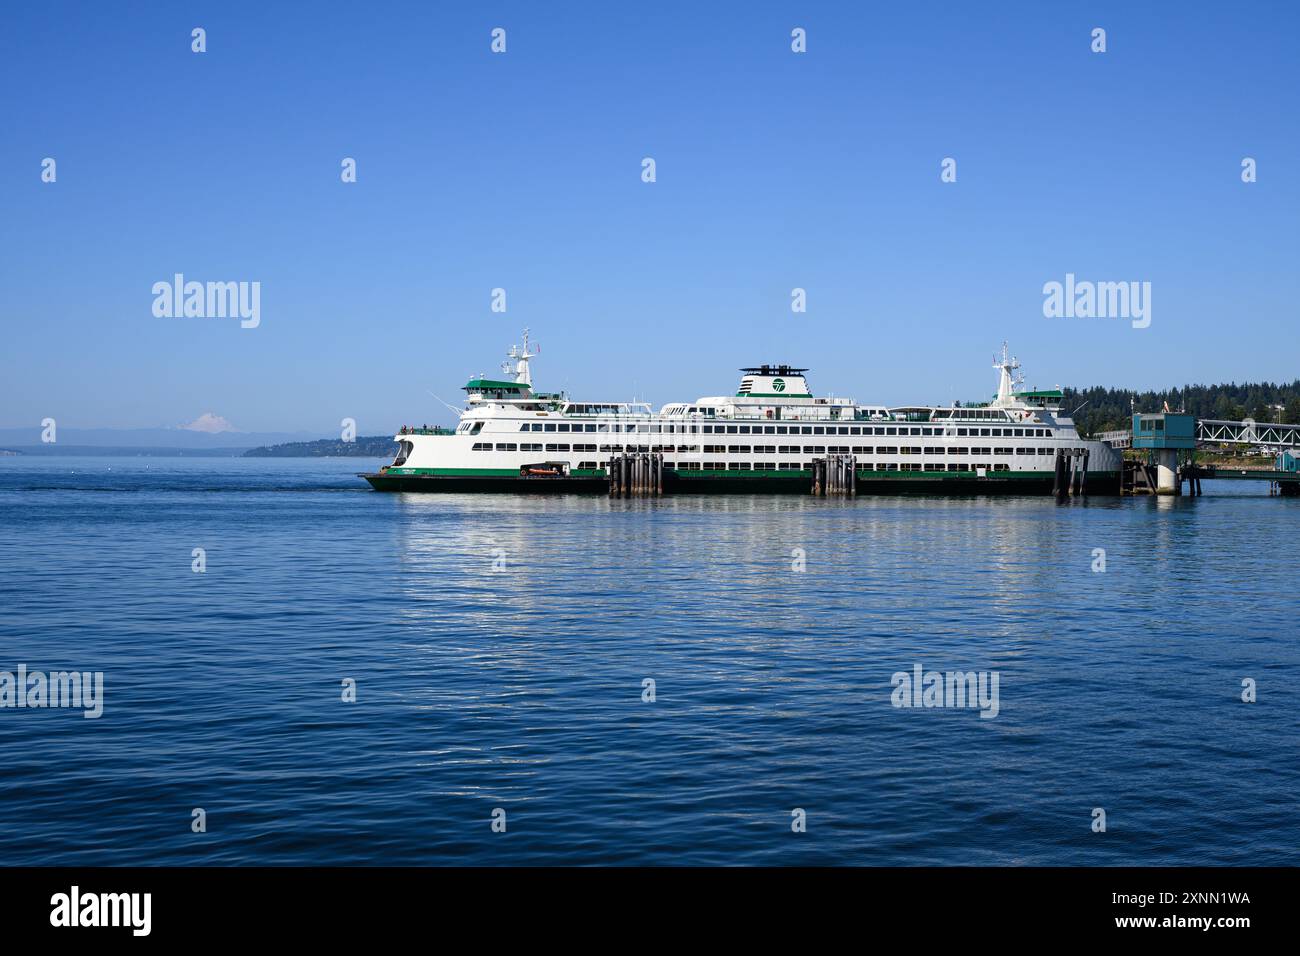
[772,378,786,392]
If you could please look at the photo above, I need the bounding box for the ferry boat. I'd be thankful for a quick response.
[360,333,1123,494]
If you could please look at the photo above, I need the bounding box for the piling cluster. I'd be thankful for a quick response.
[811,455,857,496]
[1053,450,1090,501]
[608,453,664,497]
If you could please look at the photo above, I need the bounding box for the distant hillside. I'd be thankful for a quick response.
[243,436,398,458]
[5,445,249,457]
[0,425,317,450]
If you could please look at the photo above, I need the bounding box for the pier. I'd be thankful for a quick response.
[1051,449,1090,501]
[811,455,858,496]
[607,452,664,497]
[1101,413,1300,497]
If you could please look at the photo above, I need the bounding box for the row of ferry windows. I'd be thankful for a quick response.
[518,422,1050,437]
[564,461,1016,473]
[932,409,1026,421]
[566,408,1020,423]
[567,405,718,416]
[474,443,1083,456]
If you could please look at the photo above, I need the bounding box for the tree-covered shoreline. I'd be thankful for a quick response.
[1064,382,1300,437]
[243,436,399,458]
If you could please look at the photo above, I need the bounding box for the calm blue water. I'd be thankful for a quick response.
[0,456,1296,866]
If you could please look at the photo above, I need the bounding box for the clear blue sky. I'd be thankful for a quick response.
[2,1,1296,434]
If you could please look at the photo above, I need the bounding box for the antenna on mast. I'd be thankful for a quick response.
[502,328,538,386]
[992,342,1022,405]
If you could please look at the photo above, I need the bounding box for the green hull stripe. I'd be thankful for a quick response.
[680,469,1117,479]
[387,467,518,476]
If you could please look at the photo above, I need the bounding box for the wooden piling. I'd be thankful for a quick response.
[607,452,665,498]
[1053,451,1066,501]
[811,455,856,496]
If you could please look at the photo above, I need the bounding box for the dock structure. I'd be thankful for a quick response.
[1183,465,1299,496]
[1052,449,1091,502]
[1121,459,1158,495]
[607,452,664,497]
[810,455,857,496]
[1101,413,1300,496]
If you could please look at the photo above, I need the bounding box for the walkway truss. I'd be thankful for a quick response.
[1099,419,1300,452]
